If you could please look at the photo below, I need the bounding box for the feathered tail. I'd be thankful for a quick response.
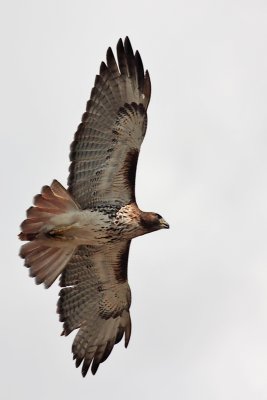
[19,180,79,288]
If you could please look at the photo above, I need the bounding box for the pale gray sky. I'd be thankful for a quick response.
[1,0,267,399]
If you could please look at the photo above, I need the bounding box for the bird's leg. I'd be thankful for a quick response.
[48,224,77,239]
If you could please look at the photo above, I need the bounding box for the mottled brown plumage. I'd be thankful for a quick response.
[19,37,169,376]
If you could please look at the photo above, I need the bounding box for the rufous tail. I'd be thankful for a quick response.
[19,180,79,288]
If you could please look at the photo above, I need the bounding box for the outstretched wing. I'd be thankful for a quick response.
[58,241,132,376]
[68,37,151,209]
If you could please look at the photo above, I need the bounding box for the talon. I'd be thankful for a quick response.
[47,224,77,239]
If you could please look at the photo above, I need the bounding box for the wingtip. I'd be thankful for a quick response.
[124,36,131,46]
[106,46,113,58]
[81,369,87,378]
[124,327,131,348]
[144,69,151,106]
[117,37,123,48]
[91,362,99,375]
[100,60,107,73]
[81,362,91,377]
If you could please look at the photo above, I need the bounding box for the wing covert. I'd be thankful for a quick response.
[68,37,151,209]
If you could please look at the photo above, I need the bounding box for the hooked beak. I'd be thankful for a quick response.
[159,218,170,229]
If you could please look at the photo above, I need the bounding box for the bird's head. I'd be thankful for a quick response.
[140,212,170,233]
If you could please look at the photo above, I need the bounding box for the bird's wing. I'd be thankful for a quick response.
[68,37,151,209]
[58,241,132,376]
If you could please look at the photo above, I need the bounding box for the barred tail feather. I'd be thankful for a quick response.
[19,180,79,241]
[20,242,75,288]
[19,180,79,287]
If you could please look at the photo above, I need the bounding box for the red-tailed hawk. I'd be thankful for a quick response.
[19,37,169,376]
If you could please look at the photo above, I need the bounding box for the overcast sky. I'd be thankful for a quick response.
[1,0,267,399]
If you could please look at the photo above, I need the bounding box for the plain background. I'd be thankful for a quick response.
[1,0,267,399]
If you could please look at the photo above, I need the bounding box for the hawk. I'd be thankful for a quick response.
[19,37,169,376]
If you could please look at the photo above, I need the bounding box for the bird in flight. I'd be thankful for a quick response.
[19,37,169,376]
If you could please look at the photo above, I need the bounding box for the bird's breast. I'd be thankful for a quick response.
[48,205,143,245]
